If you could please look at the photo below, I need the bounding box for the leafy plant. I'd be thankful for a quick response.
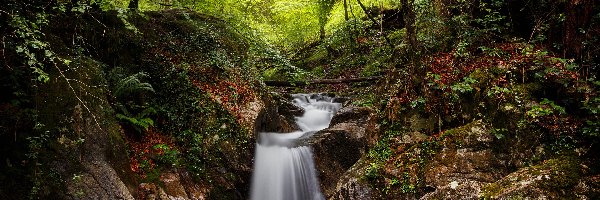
[582,81,600,138]
[114,72,155,100]
[111,71,156,133]
[116,107,156,133]
[409,97,426,109]
[365,162,381,180]
[451,77,478,93]
[10,14,51,82]
[152,144,180,167]
[526,99,566,119]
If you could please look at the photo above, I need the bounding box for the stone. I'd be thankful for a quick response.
[312,130,366,198]
[160,173,188,199]
[481,157,583,199]
[330,157,375,200]
[311,106,377,199]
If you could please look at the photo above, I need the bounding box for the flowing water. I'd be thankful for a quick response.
[250,94,341,200]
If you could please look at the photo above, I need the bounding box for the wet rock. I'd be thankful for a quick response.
[55,84,135,199]
[330,157,375,200]
[420,180,484,200]
[329,107,372,130]
[312,130,366,198]
[65,160,134,200]
[329,106,379,145]
[333,97,350,104]
[311,106,377,198]
[254,93,301,133]
[374,120,509,199]
[405,113,436,133]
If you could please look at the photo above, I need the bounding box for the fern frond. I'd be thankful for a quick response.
[114,72,155,99]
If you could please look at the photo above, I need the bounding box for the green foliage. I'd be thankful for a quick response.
[491,128,508,140]
[111,70,156,133]
[114,72,155,100]
[176,129,208,178]
[115,107,156,133]
[250,43,308,81]
[26,126,50,199]
[369,129,401,162]
[365,128,402,181]
[361,61,382,77]
[410,97,426,109]
[582,81,600,138]
[365,162,381,180]
[10,14,52,82]
[353,92,377,108]
[116,8,141,34]
[474,0,509,39]
[487,86,512,99]
[451,77,478,93]
[414,0,452,52]
[442,0,511,57]
[526,99,566,119]
[152,144,180,167]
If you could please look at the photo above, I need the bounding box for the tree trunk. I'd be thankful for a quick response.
[344,0,349,21]
[318,0,335,41]
[128,0,139,10]
[401,0,417,47]
[264,76,381,87]
[563,0,594,59]
[356,0,394,49]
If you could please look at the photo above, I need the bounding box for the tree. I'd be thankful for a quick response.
[401,0,416,47]
[128,0,139,10]
[356,0,394,49]
[318,0,336,40]
[343,0,349,21]
[563,0,595,59]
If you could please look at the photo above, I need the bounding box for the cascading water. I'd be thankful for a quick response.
[250,94,341,200]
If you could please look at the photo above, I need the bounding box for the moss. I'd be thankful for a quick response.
[469,69,496,89]
[481,156,581,199]
[538,157,581,189]
[440,120,489,144]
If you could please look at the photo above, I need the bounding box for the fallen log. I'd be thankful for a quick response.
[264,76,381,87]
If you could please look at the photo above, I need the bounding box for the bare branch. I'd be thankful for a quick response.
[265,76,381,87]
[53,62,104,132]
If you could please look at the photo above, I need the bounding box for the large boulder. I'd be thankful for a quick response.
[254,93,302,133]
[481,157,587,199]
[310,106,378,198]
[420,121,507,199]
[329,157,375,200]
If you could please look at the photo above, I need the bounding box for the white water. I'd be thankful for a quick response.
[250,94,341,200]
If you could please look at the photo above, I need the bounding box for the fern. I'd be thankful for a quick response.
[114,72,155,99]
[112,72,156,134]
[116,107,156,133]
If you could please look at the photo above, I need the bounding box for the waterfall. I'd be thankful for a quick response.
[250,94,341,200]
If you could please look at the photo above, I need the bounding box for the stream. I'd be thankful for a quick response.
[250,94,341,200]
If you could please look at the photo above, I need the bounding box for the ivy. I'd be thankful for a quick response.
[10,14,51,82]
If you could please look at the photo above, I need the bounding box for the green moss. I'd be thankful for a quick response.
[481,156,581,199]
[440,120,488,141]
[469,69,496,88]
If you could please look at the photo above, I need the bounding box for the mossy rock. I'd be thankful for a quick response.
[440,120,494,149]
[482,156,582,199]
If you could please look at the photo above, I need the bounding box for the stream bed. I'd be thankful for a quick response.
[250,94,341,200]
